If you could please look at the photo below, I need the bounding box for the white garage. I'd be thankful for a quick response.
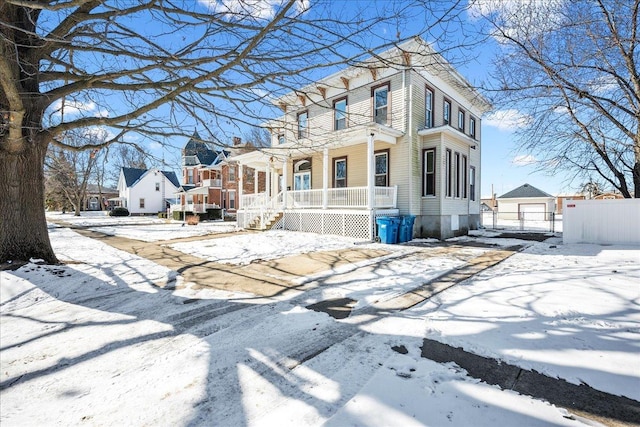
[496,184,555,221]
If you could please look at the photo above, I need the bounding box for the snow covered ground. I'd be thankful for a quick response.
[1,212,639,426]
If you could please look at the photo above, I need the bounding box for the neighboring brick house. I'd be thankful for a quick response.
[173,133,265,217]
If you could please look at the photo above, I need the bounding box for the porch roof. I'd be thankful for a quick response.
[234,123,404,168]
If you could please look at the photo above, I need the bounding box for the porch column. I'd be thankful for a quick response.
[367,132,375,209]
[282,158,288,209]
[265,165,271,198]
[322,148,329,209]
[254,168,258,194]
[238,163,243,210]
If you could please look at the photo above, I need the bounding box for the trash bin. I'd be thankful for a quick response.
[398,215,416,243]
[376,217,400,244]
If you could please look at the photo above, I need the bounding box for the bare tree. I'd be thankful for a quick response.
[474,0,639,197]
[1,0,474,264]
[45,129,102,216]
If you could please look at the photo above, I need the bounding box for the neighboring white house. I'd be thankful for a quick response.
[496,183,555,221]
[233,37,491,240]
[116,167,180,215]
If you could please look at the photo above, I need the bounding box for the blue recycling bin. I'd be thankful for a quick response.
[398,215,416,243]
[376,217,400,244]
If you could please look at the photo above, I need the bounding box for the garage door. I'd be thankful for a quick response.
[519,203,546,221]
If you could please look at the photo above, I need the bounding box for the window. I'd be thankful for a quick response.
[446,149,452,197]
[228,190,236,209]
[187,169,194,184]
[155,182,160,192]
[334,98,347,130]
[470,117,476,139]
[462,155,468,198]
[423,149,436,196]
[458,109,465,132]
[425,87,434,128]
[333,157,347,188]
[297,111,308,139]
[139,198,145,209]
[228,165,236,182]
[374,150,389,186]
[294,159,311,191]
[277,134,285,145]
[373,83,389,125]
[470,166,476,201]
[454,152,461,198]
[443,100,451,125]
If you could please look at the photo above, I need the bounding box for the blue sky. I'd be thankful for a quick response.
[91,0,580,197]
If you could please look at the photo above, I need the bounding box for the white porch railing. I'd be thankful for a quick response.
[282,186,397,209]
[170,203,220,213]
[201,178,222,187]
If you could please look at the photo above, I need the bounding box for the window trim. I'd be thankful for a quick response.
[374,149,390,187]
[443,99,452,126]
[371,81,391,125]
[155,182,160,192]
[454,152,461,198]
[139,198,145,209]
[470,166,476,201]
[228,165,236,182]
[425,86,434,128]
[423,148,436,197]
[458,109,465,132]
[297,110,309,139]
[277,133,285,145]
[332,156,348,188]
[462,155,468,199]
[333,97,348,131]
[469,117,476,139]
[446,148,453,197]
[228,190,236,210]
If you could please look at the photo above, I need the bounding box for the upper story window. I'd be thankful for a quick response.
[443,99,451,126]
[155,182,160,191]
[277,134,285,145]
[297,111,308,139]
[469,117,476,139]
[425,87,434,128]
[334,98,347,131]
[373,83,389,125]
[458,109,465,132]
[187,169,194,184]
[228,165,236,182]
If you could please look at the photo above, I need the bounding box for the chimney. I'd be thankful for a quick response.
[233,136,241,146]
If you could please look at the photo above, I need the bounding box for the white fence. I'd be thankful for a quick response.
[563,199,640,245]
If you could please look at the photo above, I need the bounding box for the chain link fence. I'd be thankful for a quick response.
[481,211,560,233]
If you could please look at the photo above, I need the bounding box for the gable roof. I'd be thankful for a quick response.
[121,167,146,187]
[498,183,553,199]
[121,167,180,188]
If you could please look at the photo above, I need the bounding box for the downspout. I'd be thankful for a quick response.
[405,67,414,218]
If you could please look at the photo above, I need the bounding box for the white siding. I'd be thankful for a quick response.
[127,170,179,215]
[563,199,640,245]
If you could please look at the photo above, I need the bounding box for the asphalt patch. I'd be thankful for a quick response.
[306,298,357,320]
[494,232,555,242]
[421,338,640,426]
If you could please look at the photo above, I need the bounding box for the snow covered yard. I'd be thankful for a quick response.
[1,221,639,426]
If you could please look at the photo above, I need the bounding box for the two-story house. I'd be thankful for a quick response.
[173,133,266,218]
[116,167,180,215]
[234,37,491,240]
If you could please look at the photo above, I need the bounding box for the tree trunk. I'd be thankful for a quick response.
[0,140,58,264]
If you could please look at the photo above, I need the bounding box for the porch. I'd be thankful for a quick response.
[170,202,220,214]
